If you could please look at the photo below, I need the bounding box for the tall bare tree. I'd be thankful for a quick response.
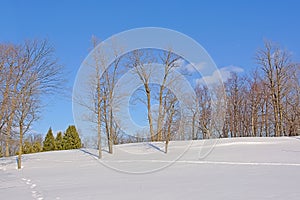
[101,42,123,153]
[0,39,64,161]
[164,91,178,153]
[128,50,156,141]
[156,50,180,141]
[75,36,123,157]
[195,85,212,139]
[225,72,247,137]
[77,36,105,158]
[256,41,296,136]
[16,75,39,169]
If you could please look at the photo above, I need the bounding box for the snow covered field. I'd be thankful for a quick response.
[1,137,300,200]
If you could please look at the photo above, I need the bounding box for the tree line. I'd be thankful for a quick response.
[195,42,299,139]
[0,125,82,157]
[76,39,299,158]
[1,38,299,162]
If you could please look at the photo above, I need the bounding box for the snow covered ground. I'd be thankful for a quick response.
[1,136,300,200]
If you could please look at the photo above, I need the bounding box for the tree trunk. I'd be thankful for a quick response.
[265,101,269,137]
[165,140,169,154]
[165,105,175,153]
[192,113,196,140]
[18,122,23,169]
[103,95,113,154]
[109,108,114,150]
[145,84,155,141]
[156,85,164,141]
[97,81,102,159]
[5,115,14,157]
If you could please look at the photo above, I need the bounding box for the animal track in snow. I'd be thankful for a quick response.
[21,177,44,200]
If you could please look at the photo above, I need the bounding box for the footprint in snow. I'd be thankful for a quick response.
[22,177,44,200]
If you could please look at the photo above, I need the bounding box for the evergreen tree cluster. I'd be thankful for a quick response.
[12,125,82,156]
[42,125,82,151]
[20,133,43,155]
[23,140,43,154]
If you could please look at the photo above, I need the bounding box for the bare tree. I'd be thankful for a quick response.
[210,84,227,138]
[0,44,23,156]
[75,36,123,157]
[256,41,297,136]
[101,42,123,153]
[156,50,181,141]
[76,36,105,159]
[225,72,247,137]
[186,95,199,140]
[163,89,180,153]
[16,75,39,169]
[282,63,300,136]
[195,85,212,139]
[0,39,64,161]
[128,50,156,141]
[248,72,259,136]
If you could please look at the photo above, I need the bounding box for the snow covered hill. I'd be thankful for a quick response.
[1,137,300,200]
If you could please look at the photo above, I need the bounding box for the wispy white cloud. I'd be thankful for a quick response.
[178,61,206,73]
[173,58,185,67]
[196,65,244,85]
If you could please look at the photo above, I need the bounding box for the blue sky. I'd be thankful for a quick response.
[1,0,299,135]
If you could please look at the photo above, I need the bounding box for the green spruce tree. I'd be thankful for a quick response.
[43,128,56,151]
[55,131,63,150]
[63,125,82,150]
[22,141,33,154]
[32,141,42,153]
